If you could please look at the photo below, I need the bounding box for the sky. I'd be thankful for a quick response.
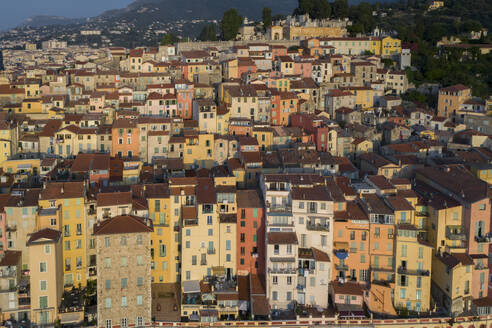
[0,0,134,30]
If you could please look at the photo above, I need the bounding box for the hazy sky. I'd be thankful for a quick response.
[0,0,134,30]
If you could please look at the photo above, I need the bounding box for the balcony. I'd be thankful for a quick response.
[184,219,198,226]
[201,259,207,265]
[268,267,297,274]
[267,205,292,213]
[89,267,97,277]
[173,225,180,232]
[6,225,17,232]
[296,284,306,291]
[397,267,429,276]
[446,227,466,241]
[207,248,216,255]
[475,234,491,243]
[306,223,330,231]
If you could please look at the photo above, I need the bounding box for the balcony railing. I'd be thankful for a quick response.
[267,205,292,213]
[184,219,198,226]
[306,223,330,231]
[397,267,430,276]
[475,235,491,243]
[267,267,297,274]
[446,227,466,241]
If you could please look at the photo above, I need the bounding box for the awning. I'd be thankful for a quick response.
[212,266,225,276]
[183,280,200,293]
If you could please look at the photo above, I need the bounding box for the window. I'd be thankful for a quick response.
[136,255,143,266]
[40,262,47,272]
[400,289,406,299]
[44,245,50,254]
[121,236,127,246]
[137,235,143,245]
[121,296,127,307]
[121,257,128,267]
[273,276,278,284]
[105,298,112,308]
[226,240,231,250]
[136,317,144,327]
[106,320,112,328]
[40,280,47,291]
[121,318,128,328]
[105,237,110,247]
[137,295,143,305]
[401,245,407,257]
[272,291,278,300]
[39,296,48,308]
[105,258,111,268]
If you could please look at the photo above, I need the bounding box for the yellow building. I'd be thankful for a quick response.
[21,98,43,114]
[2,158,40,182]
[38,182,87,288]
[381,36,402,57]
[0,121,19,166]
[341,87,379,109]
[470,164,492,185]
[432,252,473,315]
[146,185,175,283]
[425,191,465,254]
[183,133,214,169]
[180,178,237,282]
[27,228,64,326]
[253,127,274,151]
[394,224,433,313]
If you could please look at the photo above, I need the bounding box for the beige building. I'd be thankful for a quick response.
[95,215,153,328]
[27,228,64,326]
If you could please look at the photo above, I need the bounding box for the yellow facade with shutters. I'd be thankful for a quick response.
[38,196,87,288]
[0,125,19,166]
[381,36,402,57]
[183,134,214,169]
[148,195,175,283]
[394,225,433,313]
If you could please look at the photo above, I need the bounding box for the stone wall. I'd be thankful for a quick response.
[176,40,301,52]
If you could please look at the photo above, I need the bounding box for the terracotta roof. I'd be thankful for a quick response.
[40,182,85,199]
[93,215,153,235]
[27,228,61,245]
[331,281,364,296]
[237,189,263,208]
[0,250,21,267]
[267,232,298,244]
[97,191,132,207]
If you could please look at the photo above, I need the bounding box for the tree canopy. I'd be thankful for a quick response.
[262,7,272,31]
[220,9,242,41]
[293,0,331,19]
[199,23,218,41]
[160,33,178,45]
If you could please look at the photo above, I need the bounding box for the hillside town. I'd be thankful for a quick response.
[0,11,491,328]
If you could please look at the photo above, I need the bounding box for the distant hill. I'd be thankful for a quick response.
[20,16,84,28]
[97,0,299,22]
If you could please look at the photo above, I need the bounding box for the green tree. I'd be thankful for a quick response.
[294,0,331,19]
[220,9,243,40]
[160,33,178,45]
[199,23,218,41]
[262,7,272,31]
[332,0,349,18]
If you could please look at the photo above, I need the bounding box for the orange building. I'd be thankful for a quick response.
[437,84,471,118]
[111,118,140,158]
[333,201,370,284]
[236,189,265,276]
[270,90,299,126]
